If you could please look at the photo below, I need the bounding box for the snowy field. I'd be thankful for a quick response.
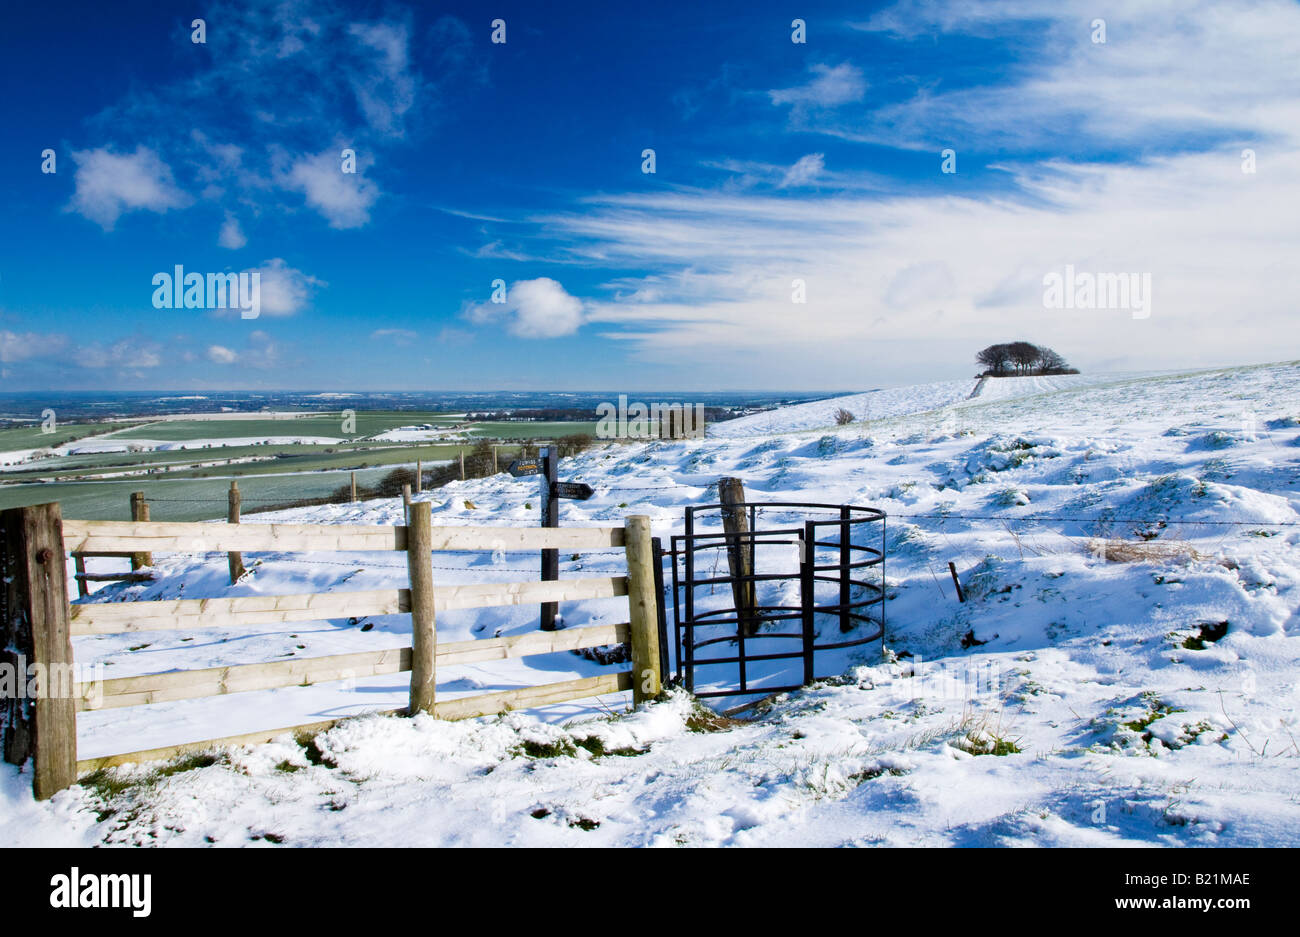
[707,372,1127,438]
[4,360,1299,847]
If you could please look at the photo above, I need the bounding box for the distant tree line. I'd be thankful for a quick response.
[976,342,1078,377]
[468,405,748,424]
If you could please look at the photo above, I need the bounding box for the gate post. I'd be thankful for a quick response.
[718,477,757,636]
[800,520,817,686]
[651,536,670,688]
[1,502,77,800]
[839,505,852,632]
[624,515,661,704]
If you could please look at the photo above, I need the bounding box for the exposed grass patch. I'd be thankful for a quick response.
[1181,620,1229,650]
[296,733,335,768]
[849,765,909,783]
[81,750,229,818]
[572,736,646,758]
[515,738,578,759]
[956,732,1022,756]
[685,702,747,733]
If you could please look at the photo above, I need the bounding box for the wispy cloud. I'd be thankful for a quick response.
[845,0,1300,152]
[371,327,418,345]
[769,63,867,110]
[76,0,477,235]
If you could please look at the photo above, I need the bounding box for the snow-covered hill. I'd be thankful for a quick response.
[709,372,1135,438]
[6,360,1300,847]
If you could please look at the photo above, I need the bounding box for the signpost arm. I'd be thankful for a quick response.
[540,445,560,631]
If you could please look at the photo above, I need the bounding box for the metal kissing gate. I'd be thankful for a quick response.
[654,501,886,700]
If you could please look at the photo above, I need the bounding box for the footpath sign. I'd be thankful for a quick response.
[507,447,597,629]
[508,458,541,478]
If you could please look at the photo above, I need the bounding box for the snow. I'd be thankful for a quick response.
[4,360,1300,847]
[708,372,1129,438]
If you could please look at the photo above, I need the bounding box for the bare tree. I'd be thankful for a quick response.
[834,407,855,425]
[976,344,1011,376]
[1006,341,1040,374]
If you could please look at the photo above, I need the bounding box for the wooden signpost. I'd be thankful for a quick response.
[508,447,595,631]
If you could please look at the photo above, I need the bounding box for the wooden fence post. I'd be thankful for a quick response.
[350,472,357,503]
[1,503,77,800]
[129,492,151,569]
[405,500,436,715]
[401,483,412,526]
[492,445,499,474]
[227,481,245,584]
[624,515,661,704]
[415,460,422,494]
[718,476,757,635]
[459,449,465,481]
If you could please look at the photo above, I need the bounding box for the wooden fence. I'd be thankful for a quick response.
[1,501,661,799]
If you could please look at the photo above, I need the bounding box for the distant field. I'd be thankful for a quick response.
[465,421,601,439]
[0,443,540,520]
[0,407,610,519]
[0,466,424,521]
[111,410,463,441]
[0,422,128,457]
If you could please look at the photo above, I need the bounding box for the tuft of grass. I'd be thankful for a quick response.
[515,738,578,759]
[80,768,137,801]
[685,701,747,734]
[568,817,600,831]
[153,751,224,780]
[1088,538,1202,564]
[957,733,1022,756]
[572,736,646,758]
[1124,697,1185,737]
[81,750,228,814]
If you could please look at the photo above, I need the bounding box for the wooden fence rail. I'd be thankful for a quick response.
[1,502,660,799]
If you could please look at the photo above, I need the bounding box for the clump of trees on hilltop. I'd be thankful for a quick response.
[976,342,1078,377]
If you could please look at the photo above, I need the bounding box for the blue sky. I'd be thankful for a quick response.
[1,0,1298,391]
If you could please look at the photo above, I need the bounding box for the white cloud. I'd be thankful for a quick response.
[282,149,381,228]
[466,278,584,339]
[769,63,866,110]
[780,153,825,188]
[76,340,161,369]
[243,258,323,317]
[219,214,247,249]
[207,345,238,364]
[0,331,67,363]
[66,147,190,230]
